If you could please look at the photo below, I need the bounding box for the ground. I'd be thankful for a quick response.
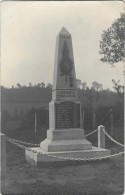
[1,141,124,195]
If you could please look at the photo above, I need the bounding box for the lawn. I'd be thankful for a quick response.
[1,141,124,195]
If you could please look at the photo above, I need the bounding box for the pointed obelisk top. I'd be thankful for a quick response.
[52,27,78,100]
[59,27,70,35]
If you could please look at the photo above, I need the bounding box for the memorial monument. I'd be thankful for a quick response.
[40,27,92,152]
[25,27,110,165]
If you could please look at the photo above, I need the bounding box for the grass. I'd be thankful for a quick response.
[1,140,124,195]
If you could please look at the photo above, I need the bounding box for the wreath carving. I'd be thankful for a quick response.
[59,41,74,87]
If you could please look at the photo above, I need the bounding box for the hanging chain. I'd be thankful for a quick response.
[5,108,124,162]
[102,128,124,147]
[6,135,124,162]
[84,128,98,138]
[6,136,39,147]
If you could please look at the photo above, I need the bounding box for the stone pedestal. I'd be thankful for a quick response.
[40,129,92,152]
[40,97,92,153]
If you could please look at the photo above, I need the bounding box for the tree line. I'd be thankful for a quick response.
[3,82,53,89]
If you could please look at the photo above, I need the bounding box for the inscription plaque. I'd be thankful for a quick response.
[55,101,80,128]
[57,90,77,99]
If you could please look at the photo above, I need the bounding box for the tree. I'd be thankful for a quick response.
[99,13,125,65]
[29,82,32,87]
[46,83,52,89]
[81,82,87,90]
[23,85,27,88]
[76,79,82,89]
[17,83,21,88]
[112,79,124,97]
[91,81,103,103]
[91,81,103,91]
[36,83,41,88]
[41,82,45,88]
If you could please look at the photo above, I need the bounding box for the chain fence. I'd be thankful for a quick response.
[6,136,39,147]
[84,128,98,138]
[102,128,124,147]
[6,128,98,147]
[6,137,124,161]
[4,109,112,148]
[6,127,124,162]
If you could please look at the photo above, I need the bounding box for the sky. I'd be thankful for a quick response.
[1,1,124,90]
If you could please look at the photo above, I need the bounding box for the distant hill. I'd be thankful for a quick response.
[1,87,52,103]
[1,86,120,116]
[1,86,124,132]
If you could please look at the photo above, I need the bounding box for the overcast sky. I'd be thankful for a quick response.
[1,1,124,90]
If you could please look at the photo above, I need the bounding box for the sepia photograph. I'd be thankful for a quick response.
[1,1,124,194]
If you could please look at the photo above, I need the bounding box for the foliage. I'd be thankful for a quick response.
[99,13,125,64]
[17,83,21,88]
[76,79,87,89]
[1,81,124,131]
[46,83,52,88]
[76,79,82,88]
[82,82,87,90]
[10,82,48,89]
[112,79,124,96]
[28,82,32,87]
[83,103,124,130]
[91,81,103,91]
[41,82,45,88]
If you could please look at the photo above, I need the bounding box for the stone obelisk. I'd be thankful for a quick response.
[25,27,110,165]
[40,27,92,152]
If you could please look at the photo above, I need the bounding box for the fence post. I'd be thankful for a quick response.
[110,110,113,138]
[93,109,96,130]
[98,125,105,148]
[82,110,85,129]
[34,112,37,139]
[0,132,6,194]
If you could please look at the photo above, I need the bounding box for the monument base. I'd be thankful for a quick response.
[25,129,110,165]
[25,146,111,166]
[40,129,92,152]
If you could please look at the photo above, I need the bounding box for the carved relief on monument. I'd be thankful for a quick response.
[59,41,74,87]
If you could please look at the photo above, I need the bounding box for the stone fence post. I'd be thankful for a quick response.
[0,133,6,180]
[98,125,105,149]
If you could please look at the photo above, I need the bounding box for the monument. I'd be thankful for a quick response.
[40,27,92,152]
[25,27,110,165]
